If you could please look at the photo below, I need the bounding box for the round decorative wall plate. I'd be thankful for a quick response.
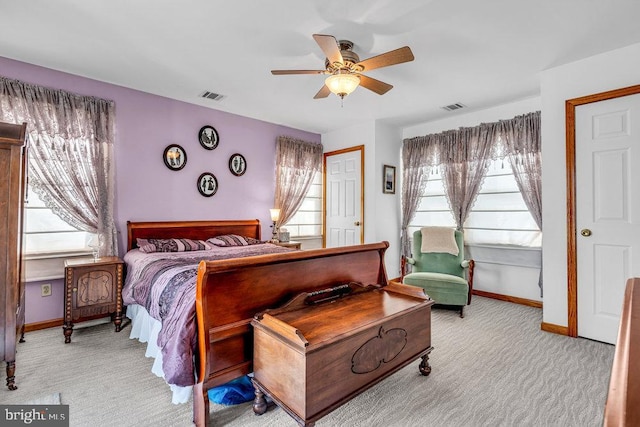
[163,144,187,171]
[197,172,218,197]
[198,125,219,150]
[229,153,247,176]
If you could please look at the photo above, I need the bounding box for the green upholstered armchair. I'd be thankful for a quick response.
[401,229,474,317]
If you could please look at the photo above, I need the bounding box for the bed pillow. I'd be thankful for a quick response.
[207,234,263,247]
[136,238,214,253]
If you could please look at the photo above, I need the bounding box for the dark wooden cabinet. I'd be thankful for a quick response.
[63,256,124,343]
[0,122,27,391]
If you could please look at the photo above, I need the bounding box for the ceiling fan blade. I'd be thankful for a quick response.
[313,34,343,65]
[358,74,393,95]
[271,70,326,75]
[355,46,414,72]
[313,85,331,99]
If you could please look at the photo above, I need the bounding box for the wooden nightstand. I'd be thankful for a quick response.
[274,241,302,250]
[63,256,124,343]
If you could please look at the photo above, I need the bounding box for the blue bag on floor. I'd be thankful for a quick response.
[207,375,254,405]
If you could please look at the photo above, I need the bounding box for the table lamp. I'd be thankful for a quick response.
[269,208,281,243]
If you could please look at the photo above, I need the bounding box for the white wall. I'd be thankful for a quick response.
[402,97,544,302]
[322,121,376,244]
[322,121,403,278]
[540,42,640,327]
[403,97,542,137]
[374,122,403,278]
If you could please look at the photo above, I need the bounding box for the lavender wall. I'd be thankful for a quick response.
[25,279,64,325]
[0,56,320,323]
[111,86,320,254]
[0,56,320,253]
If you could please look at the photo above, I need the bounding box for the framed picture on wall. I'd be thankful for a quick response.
[383,164,396,194]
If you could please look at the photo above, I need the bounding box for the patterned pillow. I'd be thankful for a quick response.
[137,238,214,253]
[207,234,263,247]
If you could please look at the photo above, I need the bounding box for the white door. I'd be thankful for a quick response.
[576,93,640,344]
[324,147,363,247]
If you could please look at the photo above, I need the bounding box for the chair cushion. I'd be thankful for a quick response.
[403,272,469,306]
[403,272,468,288]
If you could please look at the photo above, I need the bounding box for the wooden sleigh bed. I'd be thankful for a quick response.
[123,219,393,426]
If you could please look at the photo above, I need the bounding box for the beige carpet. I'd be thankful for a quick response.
[0,297,614,426]
[26,392,61,405]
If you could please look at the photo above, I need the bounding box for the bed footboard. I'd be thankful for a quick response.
[193,241,389,426]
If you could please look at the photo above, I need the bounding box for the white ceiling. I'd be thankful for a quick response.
[2,0,640,134]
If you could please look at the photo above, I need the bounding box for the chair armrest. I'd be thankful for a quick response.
[400,256,415,280]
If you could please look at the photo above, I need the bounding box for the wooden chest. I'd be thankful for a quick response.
[251,282,434,426]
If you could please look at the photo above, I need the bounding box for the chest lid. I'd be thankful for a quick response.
[252,281,431,350]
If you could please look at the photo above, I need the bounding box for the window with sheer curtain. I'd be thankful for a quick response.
[282,172,323,238]
[0,75,118,257]
[273,136,323,238]
[408,159,541,247]
[402,111,541,253]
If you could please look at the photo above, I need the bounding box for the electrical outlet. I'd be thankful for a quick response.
[41,283,52,297]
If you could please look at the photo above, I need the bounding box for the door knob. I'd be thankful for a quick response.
[354,221,361,226]
[580,229,592,237]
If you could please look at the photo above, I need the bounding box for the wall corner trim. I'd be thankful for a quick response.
[541,322,569,336]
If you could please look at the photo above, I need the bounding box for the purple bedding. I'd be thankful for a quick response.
[122,244,292,387]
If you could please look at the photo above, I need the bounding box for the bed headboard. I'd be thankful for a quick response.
[126,219,261,251]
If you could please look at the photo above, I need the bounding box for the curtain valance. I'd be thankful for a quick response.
[0,76,114,143]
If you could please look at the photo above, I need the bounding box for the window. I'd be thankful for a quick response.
[24,184,92,256]
[409,159,541,247]
[282,172,322,238]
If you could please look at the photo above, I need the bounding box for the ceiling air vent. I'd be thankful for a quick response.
[441,102,466,112]
[200,91,224,101]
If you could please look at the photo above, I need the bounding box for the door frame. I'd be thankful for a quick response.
[322,145,365,247]
[565,83,640,337]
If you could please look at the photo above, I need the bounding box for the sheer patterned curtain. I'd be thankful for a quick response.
[0,76,118,255]
[501,112,542,228]
[400,136,434,259]
[274,136,323,228]
[501,111,542,293]
[440,124,498,230]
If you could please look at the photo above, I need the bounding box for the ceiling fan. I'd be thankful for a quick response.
[271,34,414,100]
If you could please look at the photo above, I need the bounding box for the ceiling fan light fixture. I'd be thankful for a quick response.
[325,72,360,99]
[272,34,414,100]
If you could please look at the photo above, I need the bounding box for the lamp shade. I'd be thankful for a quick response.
[325,73,360,98]
[269,208,281,222]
